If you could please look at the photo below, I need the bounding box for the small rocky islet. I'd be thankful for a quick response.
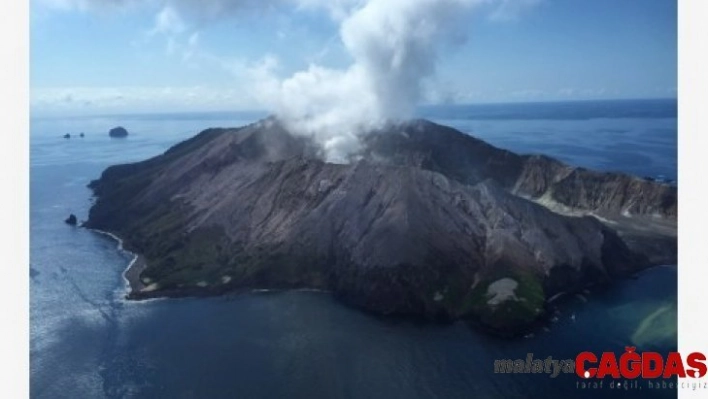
[84,118,676,336]
[64,214,78,226]
[109,126,129,138]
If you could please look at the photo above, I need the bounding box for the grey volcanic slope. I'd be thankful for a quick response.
[86,118,676,333]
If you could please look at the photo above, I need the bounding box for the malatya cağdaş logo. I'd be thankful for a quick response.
[576,347,707,379]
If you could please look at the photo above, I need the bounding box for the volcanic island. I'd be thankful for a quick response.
[84,118,676,335]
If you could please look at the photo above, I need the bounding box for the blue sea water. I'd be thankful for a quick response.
[30,99,678,398]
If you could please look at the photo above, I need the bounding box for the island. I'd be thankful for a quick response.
[85,118,676,335]
[109,126,129,138]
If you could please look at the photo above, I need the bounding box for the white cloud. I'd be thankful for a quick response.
[30,86,260,115]
[488,0,543,21]
[557,87,576,97]
[150,6,185,36]
[579,87,607,97]
[294,0,363,20]
[510,88,546,99]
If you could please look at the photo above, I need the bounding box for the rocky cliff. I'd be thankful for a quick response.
[85,118,676,335]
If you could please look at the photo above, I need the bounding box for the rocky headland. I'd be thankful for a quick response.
[84,118,676,335]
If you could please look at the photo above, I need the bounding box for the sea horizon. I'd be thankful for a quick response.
[30,97,677,121]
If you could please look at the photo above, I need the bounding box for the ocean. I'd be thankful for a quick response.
[30,99,677,398]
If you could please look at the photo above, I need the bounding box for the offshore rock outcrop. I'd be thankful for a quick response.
[109,126,129,138]
[85,118,676,335]
[64,214,77,226]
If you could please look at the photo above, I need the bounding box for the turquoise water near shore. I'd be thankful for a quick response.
[30,99,677,398]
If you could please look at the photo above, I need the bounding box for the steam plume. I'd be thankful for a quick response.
[252,0,485,162]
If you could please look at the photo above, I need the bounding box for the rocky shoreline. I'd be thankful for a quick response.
[111,227,670,338]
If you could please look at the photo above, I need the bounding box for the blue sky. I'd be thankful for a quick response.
[30,0,677,116]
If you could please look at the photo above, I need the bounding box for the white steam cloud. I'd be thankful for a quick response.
[251,0,487,162]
